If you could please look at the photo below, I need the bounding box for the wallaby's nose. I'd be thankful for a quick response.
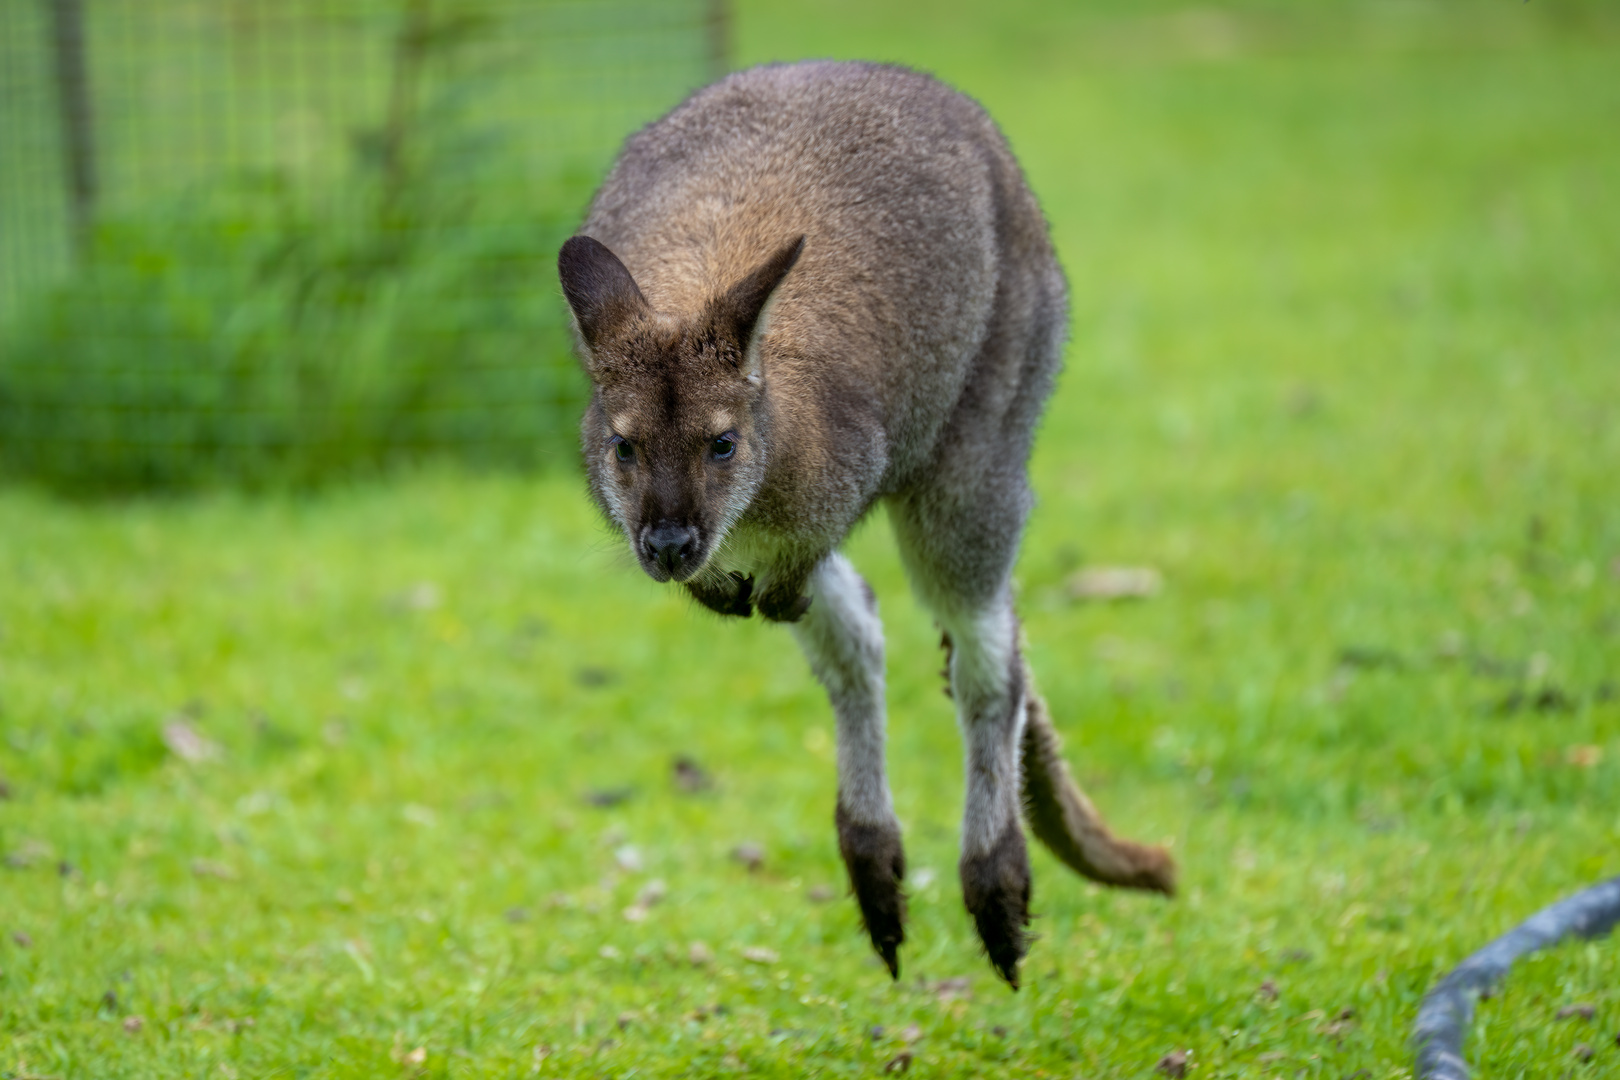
[644,522,697,577]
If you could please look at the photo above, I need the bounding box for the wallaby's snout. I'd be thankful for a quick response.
[641,521,699,580]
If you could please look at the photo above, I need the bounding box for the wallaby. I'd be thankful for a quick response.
[558,60,1175,988]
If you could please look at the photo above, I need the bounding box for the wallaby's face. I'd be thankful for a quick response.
[558,235,803,583]
[579,318,766,584]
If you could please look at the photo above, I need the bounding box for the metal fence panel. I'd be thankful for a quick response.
[0,0,723,490]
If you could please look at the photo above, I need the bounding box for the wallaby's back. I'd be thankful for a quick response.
[580,61,1065,513]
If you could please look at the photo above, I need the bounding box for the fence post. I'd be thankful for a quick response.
[706,0,730,83]
[48,0,97,258]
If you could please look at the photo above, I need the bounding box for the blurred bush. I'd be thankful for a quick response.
[0,173,587,491]
[0,174,586,491]
[0,0,718,493]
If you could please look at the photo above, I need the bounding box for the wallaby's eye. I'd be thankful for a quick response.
[611,436,634,464]
[710,432,737,460]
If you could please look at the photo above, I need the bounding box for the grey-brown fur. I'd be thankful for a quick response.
[559,60,1174,988]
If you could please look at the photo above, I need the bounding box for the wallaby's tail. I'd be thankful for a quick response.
[1020,677,1177,896]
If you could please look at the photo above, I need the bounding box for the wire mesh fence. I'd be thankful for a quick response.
[0,0,727,491]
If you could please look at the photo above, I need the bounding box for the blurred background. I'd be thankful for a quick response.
[0,0,1613,495]
[0,0,725,490]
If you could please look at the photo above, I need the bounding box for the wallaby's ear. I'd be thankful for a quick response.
[558,235,651,355]
[713,235,805,377]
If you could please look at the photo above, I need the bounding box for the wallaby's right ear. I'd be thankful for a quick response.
[558,236,650,356]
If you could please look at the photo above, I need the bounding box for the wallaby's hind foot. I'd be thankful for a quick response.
[1020,687,1177,895]
[836,804,907,978]
[960,823,1032,988]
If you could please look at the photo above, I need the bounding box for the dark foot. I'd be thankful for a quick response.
[960,824,1032,988]
[836,804,906,978]
[686,571,755,618]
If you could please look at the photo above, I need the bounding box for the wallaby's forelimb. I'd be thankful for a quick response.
[1020,677,1177,895]
[686,570,755,617]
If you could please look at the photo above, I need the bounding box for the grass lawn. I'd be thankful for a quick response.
[3,1,1619,1076]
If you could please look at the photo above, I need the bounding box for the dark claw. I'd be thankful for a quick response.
[960,823,1031,989]
[878,939,901,980]
[835,804,906,979]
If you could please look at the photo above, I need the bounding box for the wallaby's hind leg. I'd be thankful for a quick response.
[790,552,906,978]
[933,596,1034,987]
[889,244,1172,985]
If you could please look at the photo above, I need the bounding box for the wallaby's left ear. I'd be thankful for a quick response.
[713,235,805,377]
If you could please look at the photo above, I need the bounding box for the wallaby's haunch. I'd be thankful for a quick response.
[558,60,1175,988]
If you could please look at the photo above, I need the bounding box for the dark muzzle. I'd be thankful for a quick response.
[643,522,697,578]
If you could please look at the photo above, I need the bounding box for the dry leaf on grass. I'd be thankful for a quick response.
[622,881,666,922]
[882,1051,912,1073]
[1319,1006,1357,1039]
[741,946,778,965]
[1566,745,1603,768]
[731,842,765,871]
[4,839,50,869]
[191,859,237,881]
[1068,566,1162,602]
[673,756,713,792]
[162,720,220,763]
[1155,1048,1188,1078]
[398,582,441,611]
[1558,1003,1596,1021]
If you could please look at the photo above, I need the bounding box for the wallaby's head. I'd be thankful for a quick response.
[558,234,804,583]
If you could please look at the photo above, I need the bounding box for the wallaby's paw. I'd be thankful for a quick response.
[758,589,812,623]
[835,804,906,979]
[960,825,1032,989]
[685,572,756,618]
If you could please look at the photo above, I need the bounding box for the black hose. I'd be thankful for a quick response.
[1414,876,1620,1080]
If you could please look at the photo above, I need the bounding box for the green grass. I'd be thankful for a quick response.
[3,0,1619,1076]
